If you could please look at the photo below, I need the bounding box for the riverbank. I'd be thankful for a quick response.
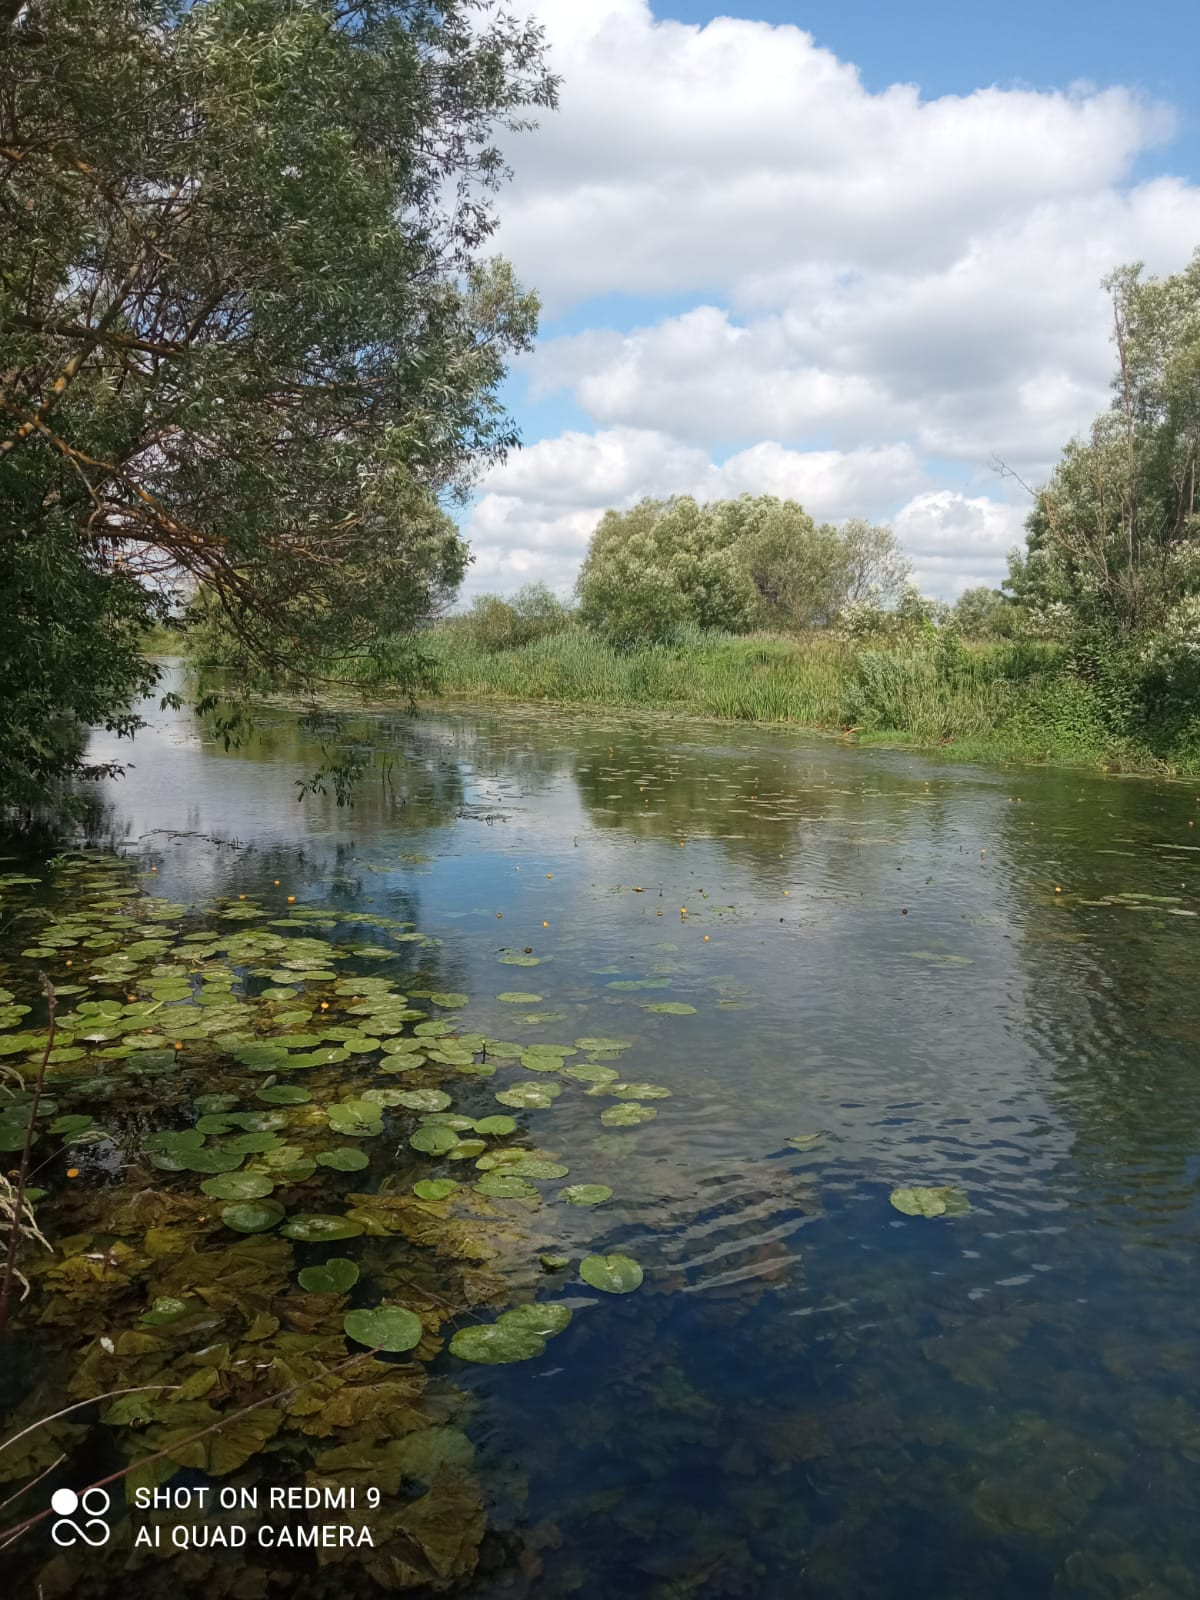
[389,626,1196,777]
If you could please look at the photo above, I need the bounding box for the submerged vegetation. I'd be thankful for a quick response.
[0,852,671,1588]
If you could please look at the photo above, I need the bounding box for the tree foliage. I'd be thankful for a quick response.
[452,581,572,653]
[0,0,557,807]
[1006,252,1200,638]
[575,494,909,644]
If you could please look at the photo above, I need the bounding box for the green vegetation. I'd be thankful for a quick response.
[1,0,556,810]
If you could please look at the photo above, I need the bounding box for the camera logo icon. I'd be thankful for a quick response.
[50,1487,111,1547]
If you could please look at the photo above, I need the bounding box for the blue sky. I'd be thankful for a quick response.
[462,0,1200,600]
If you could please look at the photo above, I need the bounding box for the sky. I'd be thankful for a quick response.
[457,0,1200,602]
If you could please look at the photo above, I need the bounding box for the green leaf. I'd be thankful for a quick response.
[201,1172,276,1200]
[280,1214,364,1241]
[220,1199,286,1234]
[889,1185,970,1218]
[580,1253,643,1294]
[449,1322,546,1365]
[298,1258,360,1294]
[344,1306,423,1353]
[317,1147,371,1172]
[413,1178,459,1201]
[559,1184,612,1207]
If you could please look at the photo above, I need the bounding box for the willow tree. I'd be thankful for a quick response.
[0,0,557,808]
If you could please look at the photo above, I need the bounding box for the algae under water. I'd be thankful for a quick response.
[3,667,1200,1598]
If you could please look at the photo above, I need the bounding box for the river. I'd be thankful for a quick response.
[3,663,1200,1600]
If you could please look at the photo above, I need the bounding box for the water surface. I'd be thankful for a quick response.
[5,667,1200,1600]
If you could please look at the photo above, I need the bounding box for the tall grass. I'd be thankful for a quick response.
[299,621,1200,773]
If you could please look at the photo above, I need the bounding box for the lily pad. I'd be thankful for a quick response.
[200,1171,276,1201]
[474,1174,539,1200]
[500,1303,572,1339]
[641,1002,696,1015]
[410,1124,459,1156]
[220,1199,286,1234]
[343,1305,423,1353]
[506,1158,568,1180]
[559,1184,613,1207]
[497,992,542,1004]
[473,1115,517,1137]
[580,1253,643,1294]
[280,1214,365,1241]
[889,1185,970,1218]
[256,1085,312,1105]
[317,1148,371,1173]
[574,1037,632,1053]
[298,1258,360,1295]
[495,1083,561,1110]
[413,1178,459,1201]
[449,1322,546,1365]
[600,1103,657,1127]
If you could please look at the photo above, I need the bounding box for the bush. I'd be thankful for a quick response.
[451,583,573,654]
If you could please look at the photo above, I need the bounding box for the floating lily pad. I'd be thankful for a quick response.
[580,1253,643,1294]
[498,992,542,1004]
[500,1303,572,1338]
[317,1148,371,1173]
[563,1063,619,1085]
[574,1037,632,1054]
[409,1124,459,1156]
[474,1174,539,1200]
[559,1184,613,1207]
[609,1082,671,1099]
[298,1258,360,1294]
[344,1305,423,1353]
[392,1088,453,1113]
[889,1185,970,1218]
[473,1115,517,1137]
[220,1198,285,1234]
[506,1158,568,1180]
[429,992,469,1008]
[449,1322,546,1364]
[280,1214,364,1241]
[641,1002,696,1015]
[540,1253,570,1272]
[413,1178,459,1201]
[495,1083,561,1109]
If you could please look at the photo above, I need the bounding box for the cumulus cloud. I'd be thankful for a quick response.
[459,0,1200,598]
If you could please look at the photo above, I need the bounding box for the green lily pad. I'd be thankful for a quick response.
[473,1115,517,1137]
[50,1113,95,1137]
[474,1174,539,1200]
[220,1199,286,1233]
[280,1214,365,1241]
[344,1305,423,1353]
[580,1253,643,1294]
[610,1082,671,1100]
[317,1148,371,1173]
[201,1171,276,1200]
[498,954,542,967]
[298,1257,360,1294]
[641,1002,696,1015]
[429,992,469,1008]
[540,1253,570,1272]
[413,1178,459,1201]
[563,1063,619,1085]
[506,1158,568,1180]
[497,992,542,1004]
[392,1088,453,1113]
[256,1085,312,1105]
[410,1124,459,1156]
[889,1185,971,1218]
[573,1037,632,1053]
[559,1184,613,1207]
[500,1303,572,1338]
[449,1322,546,1365]
[495,1082,561,1109]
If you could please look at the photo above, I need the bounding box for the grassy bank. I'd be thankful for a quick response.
[371,624,1200,775]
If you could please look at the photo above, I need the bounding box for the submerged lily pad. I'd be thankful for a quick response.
[580,1253,643,1294]
[280,1214,364,1241]
[600,1103,657,1127]
[559,1184,613,1207]
[220,1199,286,1234]
[497,992,541,1004]
[889,1185,971,1218]
[200,1171,276,1201]
[506,1158,568,1180]
[317,1148,371,1173]
[343,1305,423,1353]
[295,1258,358,1295]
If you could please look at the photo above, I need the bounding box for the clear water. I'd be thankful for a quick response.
[7,664,1200,1599]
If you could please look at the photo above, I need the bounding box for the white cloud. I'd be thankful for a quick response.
[460,1,1200,598]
